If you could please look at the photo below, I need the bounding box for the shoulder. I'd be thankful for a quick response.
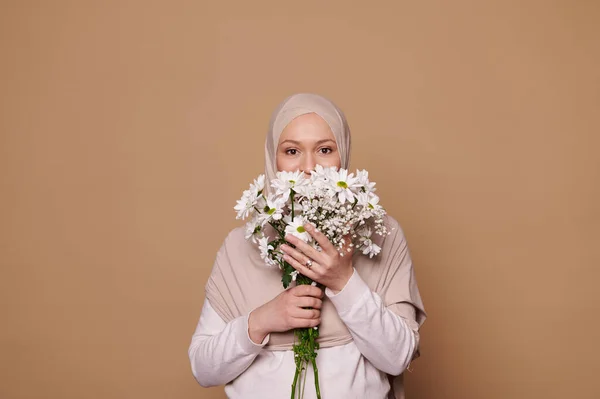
[376,214,409,250]
[212,225,257,268]
[219,225,248,250]
[226,225,246,241]
[383,214,405,237]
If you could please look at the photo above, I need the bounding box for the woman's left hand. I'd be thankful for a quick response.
[280,223,354,293]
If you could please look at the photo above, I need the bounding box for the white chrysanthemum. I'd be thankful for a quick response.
[271,170,309,199]
[309,165,337,192]
[245,212,270,243]
[258,236,276,266]
[293,181,316,197]
[310,164,334,180]
[245,221,260,242]
[357,192,370,207]
[356,169,377,194]
[234,189,257,220]
[327,168,359,204]
[285,215,311,242]
[367,194,382,211]
[263,194,287,221]
[251,174,266,194]
[357,227,381,258]
[272,250,284,270]
[255,194,267,211]
[361,239,381,258]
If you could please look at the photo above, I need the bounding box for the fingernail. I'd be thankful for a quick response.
[304,224,312,231]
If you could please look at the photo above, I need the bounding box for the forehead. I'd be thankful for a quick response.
[278,113,336,143]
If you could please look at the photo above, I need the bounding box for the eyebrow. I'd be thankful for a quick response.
[279,139,336,146]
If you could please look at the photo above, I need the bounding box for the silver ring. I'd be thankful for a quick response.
[305,259,313,268]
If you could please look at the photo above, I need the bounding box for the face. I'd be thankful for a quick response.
[276,113,341,177]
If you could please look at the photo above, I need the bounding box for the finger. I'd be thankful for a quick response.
[341,234,355,255]
[303,224,338,256]
[290,307,321,319]
[283,235,324,264]
[283,253,318,281]
[280,244,316,267]
[295,296,322,309]
[290,284,323,298]
[291,317,321,329]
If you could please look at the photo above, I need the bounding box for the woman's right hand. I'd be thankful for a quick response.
[247,285,323,344]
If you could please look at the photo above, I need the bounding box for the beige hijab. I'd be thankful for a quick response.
[263,93,351,196]
[205,93,426,398]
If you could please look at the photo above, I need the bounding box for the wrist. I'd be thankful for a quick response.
[248,307,269,344]
[328,268,354,294]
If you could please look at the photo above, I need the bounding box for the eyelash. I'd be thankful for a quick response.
[285,147,333,156]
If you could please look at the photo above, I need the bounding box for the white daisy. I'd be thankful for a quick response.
[258,236,276,266]
[255,194,267,212]
[285,215,311,242]
[234,189,257,220]
[263,194,287,221]
[357,227,381,258]
[311,164,336,180]
[355,169,377,194]
[245,220,261,242]
[251,174,266,194]
[356,192,370,207]
[361,239,381,258]
[245,213,270,243]
[367,194,382,211]
[271,170,309,199]
[327,168,359,204]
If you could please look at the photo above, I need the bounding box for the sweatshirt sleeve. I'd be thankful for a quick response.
[188,298,269,387]
[326,269,419,376]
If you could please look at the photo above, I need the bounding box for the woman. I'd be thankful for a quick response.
[188,93,427,399]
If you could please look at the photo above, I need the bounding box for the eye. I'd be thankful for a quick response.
[319,147,333,154]
[285,148,298,155]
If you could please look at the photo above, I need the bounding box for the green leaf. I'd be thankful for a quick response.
[283,261,294,274]
[282,273,291,288]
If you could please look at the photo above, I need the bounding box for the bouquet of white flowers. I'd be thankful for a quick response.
[234,165,389,399]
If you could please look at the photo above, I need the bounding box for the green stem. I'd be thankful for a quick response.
[291,190,295,222]
[291,362,300,399]
[300,359,307,399]
[269,221,285,239]
[311,357,321,399]
[299,361,306,399]
[287,229,323,399]
[307,328,321,399]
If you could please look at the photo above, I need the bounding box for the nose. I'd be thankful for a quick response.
[301,154,315,176]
